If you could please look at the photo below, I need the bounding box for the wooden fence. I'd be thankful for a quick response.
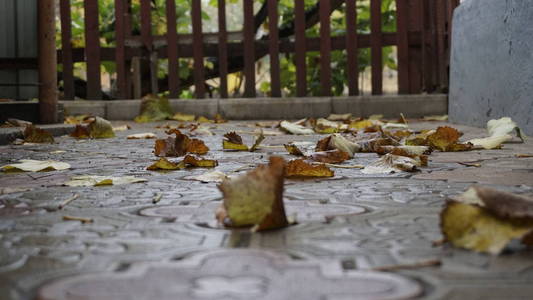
[57,0,460,100]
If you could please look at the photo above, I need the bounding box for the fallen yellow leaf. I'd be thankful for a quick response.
[217,156,289,231]
[285,159,334,178]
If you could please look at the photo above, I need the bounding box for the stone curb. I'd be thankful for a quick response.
[62,94,448,121]
[0,124,75,145]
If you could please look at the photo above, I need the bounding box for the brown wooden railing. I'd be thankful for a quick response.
[57,0,460,100]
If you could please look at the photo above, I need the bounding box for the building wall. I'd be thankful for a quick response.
[449,0,533,135]
[0,0,38,100]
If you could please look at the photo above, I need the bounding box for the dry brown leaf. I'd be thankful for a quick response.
[217,156,288,231]
[23,125,54,143]
[362,154,421,174]
[284,144,305,156]
[308,149,350,164]
[171,112,196,122]
[441,186,533,255]
[214,113,227,123]
[183,155,218,168]
[70,125,91,139]
[285,159,334,178]
[515,154,533,158]
[87,117,115,138]
[427,126,472,152]
[249,131,265,152]
[315,136,332,152]
[222,132,249,151]
[154,132,209,157]
[147,157,185,170]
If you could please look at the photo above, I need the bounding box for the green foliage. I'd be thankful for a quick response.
[58,0,397,98]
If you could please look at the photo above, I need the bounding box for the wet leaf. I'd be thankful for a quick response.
[285,159,334,178]
[217,157,289,231]
[87,117,115,139]
[171,112,196,122]
[134,95,174,123]
[23,125,54,143]
[127,133,156,139]
[427,126,472,152]
[146,158,185,170]
[362,154,421,174]
[183,155,218,168]
[187,170,228,183]
[441,186,533,255]
[65,175,147,187]
[308,149,350,164]
[1,159,71,172]
[222,132,249,151]
[280,120,314,135]
[284,144,305,156]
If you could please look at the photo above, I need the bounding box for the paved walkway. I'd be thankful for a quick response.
[1,120,532,300]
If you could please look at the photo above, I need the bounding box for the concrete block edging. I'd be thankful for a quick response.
[61,94,448,121]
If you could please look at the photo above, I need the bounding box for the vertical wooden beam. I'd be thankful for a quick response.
[319,0,332,96]
[370,0,382,95]
[191,0,205,98]
[345,0,359,95]
[218,0,228,98]
[294,0,307,97]
[407,0,422,93]
[115,0,127,99]
[267,0,280,97]
[396,0,410,94]
[38,0,57,123]
[84,0,102,99]
[243,0,256,98]
[124,0,133,98]
[141,0,157,94]
[166,0,179,98]
[435,0,447,91]
[423,0,437,93]
[59,0,74,100]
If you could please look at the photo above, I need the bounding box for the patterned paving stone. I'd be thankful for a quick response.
[37,249,422,300]
[0,120,532,300]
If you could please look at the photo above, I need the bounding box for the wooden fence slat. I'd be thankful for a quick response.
[396,0,410,94]
[218,0,228,98]
[124,0,133,98]
[243,0,256,98]
[370,0,382,95]
[294,0,307,97]
[166,0,179,98]
[435,0,447,91]
[191,0,205,98]
[84,0,101,99]
[141,0,157,94]
[114,0,127,99]
[408,0,423,93]
[59,0,74,99]
[319,0,332,96]
[423,0,437,93]
[267,0,281,97]
[345,0,358,96]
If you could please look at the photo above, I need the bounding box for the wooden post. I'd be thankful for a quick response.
[38,0,58,123]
